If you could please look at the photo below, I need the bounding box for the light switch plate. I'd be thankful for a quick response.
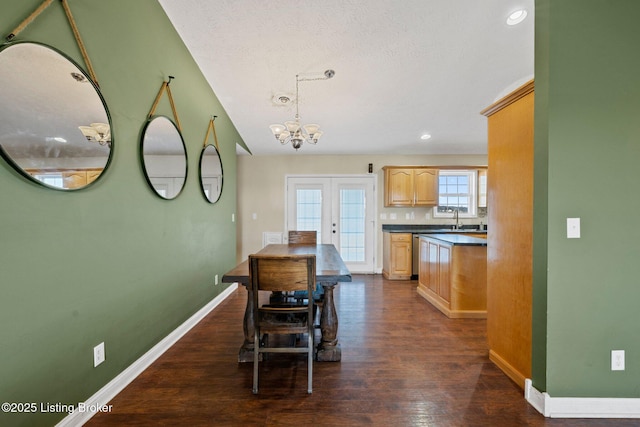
[567,218,580,239]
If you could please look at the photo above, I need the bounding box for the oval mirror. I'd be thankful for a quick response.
[199,144,223,203]
[141,116,187,200]
[0,42,112,190]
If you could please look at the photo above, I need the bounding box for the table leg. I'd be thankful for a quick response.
[238,286,255,362]
[316,282,341,361]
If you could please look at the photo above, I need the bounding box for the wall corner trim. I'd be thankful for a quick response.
[56,283,239,427]
[525,379,640,419]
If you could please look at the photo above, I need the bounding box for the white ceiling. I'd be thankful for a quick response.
[158,0,534,156]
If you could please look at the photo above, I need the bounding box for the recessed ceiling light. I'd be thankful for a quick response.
[507,9,527,25]
[420,133,432,140]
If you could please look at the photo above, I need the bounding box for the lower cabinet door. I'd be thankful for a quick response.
[438,245,451,303]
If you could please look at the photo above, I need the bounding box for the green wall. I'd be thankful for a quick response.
[533,0,640,397]
[0,1,241,425]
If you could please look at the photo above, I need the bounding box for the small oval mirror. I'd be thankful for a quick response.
[140,116,187,200]
[199,144,223,203]
[0,42,112,190]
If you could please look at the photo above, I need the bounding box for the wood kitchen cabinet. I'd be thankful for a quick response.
[417,235,487,319]
[419,237,450,303]
[62,171,87,189]
[383,167,437,207]
[26,168,104,189]
[382,232,412,280]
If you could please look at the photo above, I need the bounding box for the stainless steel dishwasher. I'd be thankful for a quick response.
[412,234,420,279]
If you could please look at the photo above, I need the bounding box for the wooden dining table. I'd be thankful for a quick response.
[222,243,352,362]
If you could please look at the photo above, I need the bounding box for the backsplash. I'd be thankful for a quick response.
[379,206,487,228]
[381,224,487,232]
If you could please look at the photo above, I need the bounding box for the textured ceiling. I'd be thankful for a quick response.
[158,0,534,156]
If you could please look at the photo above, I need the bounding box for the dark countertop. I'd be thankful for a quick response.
[419,233,487,246]
[382,224,487,234]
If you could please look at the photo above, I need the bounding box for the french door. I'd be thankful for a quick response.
[286,176,376,274]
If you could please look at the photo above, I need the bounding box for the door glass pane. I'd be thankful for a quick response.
[296,188,322,242]
[339,188,365,262]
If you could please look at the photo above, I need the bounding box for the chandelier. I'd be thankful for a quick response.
[269,69,335,150]
[78,123,111,146]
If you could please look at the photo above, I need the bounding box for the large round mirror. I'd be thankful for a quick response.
[0,42,112,190]
[199,144,223,203]
[141,116,187,200]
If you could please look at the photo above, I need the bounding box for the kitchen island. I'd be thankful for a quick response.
[417,234,487,319]
[382,225,486,280]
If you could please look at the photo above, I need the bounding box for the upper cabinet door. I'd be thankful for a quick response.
[384,168,414,206]
[383,167,438,207]
[414,168,438,206]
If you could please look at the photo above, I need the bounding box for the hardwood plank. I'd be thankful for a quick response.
[87,275,632,426]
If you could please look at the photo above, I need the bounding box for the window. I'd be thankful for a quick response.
[433,170,477,217]
[34,173,64,188]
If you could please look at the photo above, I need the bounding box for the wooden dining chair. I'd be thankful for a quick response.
[275,230,317,302]
[250,254,316,394]
[286,231,324,319]
[287,230,317,244]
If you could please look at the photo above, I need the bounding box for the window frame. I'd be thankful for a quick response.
[432,169,478,218]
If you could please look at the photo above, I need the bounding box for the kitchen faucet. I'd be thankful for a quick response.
[453,208,460,230]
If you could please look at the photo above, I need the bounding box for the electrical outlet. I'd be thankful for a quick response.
[611,350,625,371]
[214,274,219,285]
[94,342,105,367]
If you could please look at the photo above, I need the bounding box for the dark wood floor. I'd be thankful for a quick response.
[88,275,635,426]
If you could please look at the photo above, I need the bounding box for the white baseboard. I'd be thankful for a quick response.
[56,283,238,427]
[525,378,640,418]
